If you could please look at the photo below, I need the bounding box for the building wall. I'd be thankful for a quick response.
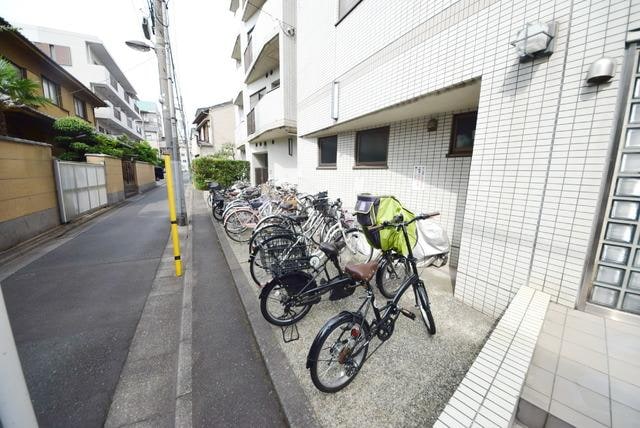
[297,0,634,317]
[210,104,236,152]
[134,162,156,193]
[298,113,471,267]
[0,137,59,251]
[1,38,97,125]
[86,154,124,204]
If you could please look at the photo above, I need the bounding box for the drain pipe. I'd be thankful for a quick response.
[0,287,37,428]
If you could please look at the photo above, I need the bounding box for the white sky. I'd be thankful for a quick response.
[2,0,238,124]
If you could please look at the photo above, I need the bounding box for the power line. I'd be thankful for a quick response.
[245,0,296,33]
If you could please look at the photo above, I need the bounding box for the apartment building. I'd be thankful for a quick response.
[0,19,105,143]
[20,25,144,140]
[192,101,236,157]
[136,100,164,151]
[296,1,640,425]
[229,0,297,184]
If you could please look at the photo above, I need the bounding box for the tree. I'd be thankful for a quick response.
[213,143,236,160]
[0,56,50,135]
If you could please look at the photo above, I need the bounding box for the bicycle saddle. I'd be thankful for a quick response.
[318,240,346,258]
[285,214,308,224]
[345,261,378,282]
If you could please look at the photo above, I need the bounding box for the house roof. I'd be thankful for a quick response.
[192,100,233,125]
[0,17,106,107]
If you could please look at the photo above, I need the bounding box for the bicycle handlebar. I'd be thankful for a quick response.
[372,212,440,230]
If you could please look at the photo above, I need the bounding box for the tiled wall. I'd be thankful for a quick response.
[297,113,472,267]
[296,0,635,317]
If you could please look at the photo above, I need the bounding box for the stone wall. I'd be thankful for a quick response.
[135,161,156,193]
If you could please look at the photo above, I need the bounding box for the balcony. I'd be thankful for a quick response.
[87,64,141,120]
[245,34,279,84]
[245,86,294,141]
[241,0,265,21]
[95,103,143,140]
[231,34,241,61]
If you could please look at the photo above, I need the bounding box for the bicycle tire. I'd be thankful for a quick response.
[308,313,369,393]
[259,274,313,326]
[224,209,259,243]
[375,253,410,299]
[415,282,436,335]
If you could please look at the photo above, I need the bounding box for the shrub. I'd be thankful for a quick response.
[191,156,249,190]
[52,116,94,136]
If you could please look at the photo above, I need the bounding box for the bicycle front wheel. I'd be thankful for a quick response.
[224,209,259,243]
[308,314,369,393]
[415,282,436,335]
[376,253,410,299]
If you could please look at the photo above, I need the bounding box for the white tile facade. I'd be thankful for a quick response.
[296,0,638,317]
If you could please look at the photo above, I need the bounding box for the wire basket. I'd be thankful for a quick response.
[257,234,312,276]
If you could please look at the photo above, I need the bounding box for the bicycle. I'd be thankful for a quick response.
[306,212,439,393]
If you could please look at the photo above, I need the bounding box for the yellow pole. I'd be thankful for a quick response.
[164,154,183,276]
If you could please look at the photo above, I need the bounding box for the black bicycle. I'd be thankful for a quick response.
[259,238,375,326]
[306,212,438,393]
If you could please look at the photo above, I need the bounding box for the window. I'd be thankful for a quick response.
[74,97,86,118]
[249,87,266,109]
[355,126,389,167]
[125,92,130,103]
[7,60,26,78]
[110,74,118,90]
[288,138,294,156]
[41,76,60,106]
[271,79,280,90]
[449,111,477,157]
[337,0,363,23]
[318,135,338,167]
[35,43,72,65]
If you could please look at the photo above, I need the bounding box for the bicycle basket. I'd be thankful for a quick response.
[258,235,312,276]
[354,194,417,255]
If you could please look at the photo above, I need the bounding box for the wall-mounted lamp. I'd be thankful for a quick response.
[510,21,557,62]
[331,81,340,121]
[427,118,438,132]
[586,57,616,85]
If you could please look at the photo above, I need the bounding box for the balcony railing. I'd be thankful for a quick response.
[244,38,253,72]
[247,108,255,135]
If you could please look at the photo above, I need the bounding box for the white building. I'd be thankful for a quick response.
[192,101,236,157]
[295,1,640,425]
[136,100,164,150]
[21,25,143,140]
[229,0,297,184]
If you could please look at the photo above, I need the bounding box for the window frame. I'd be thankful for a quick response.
[448,111,478,157]
[336,0,364,25]
[41,75,61,106]
[317,135,338,168]
[354,126,389,168]
[74,97,87,119]
[7,60,27,78]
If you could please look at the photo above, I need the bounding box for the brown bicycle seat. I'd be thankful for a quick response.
[345,261,378,282]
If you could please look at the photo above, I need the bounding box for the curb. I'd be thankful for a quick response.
[210,211,320,428]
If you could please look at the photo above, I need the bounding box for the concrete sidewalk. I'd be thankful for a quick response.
[0,187,170,427]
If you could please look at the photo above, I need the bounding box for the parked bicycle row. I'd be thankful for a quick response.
[207,181,451,392]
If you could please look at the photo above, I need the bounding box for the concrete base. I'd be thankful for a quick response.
[0,208,60,252]
[107,191,125,205]
[138,183,156,193]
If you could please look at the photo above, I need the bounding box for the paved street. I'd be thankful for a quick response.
[1,187,169,427]
[191,192,286,427]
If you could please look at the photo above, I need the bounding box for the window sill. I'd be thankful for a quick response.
[352,165,388,170]
[317,165,337,170]
[446,152,472,158]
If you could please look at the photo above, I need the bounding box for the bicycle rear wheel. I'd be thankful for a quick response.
[308,314,369,393]
[224,209,259,243]
[338,228,373,266]
[415,281,436,335]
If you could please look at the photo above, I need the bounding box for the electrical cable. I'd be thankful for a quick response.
[244,0,296,33]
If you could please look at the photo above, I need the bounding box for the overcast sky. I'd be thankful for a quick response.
[3,0,238,124]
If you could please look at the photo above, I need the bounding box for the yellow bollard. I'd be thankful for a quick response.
[164,154,183,277]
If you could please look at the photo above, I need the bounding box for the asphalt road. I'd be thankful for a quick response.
[1,186,169,427]
[191,194,286,427]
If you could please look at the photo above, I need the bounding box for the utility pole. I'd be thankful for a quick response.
[154,0,187,225]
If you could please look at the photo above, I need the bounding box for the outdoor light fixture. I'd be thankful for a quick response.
[510,21,556,62]
[125,40,154,52]
[427,118,438,132]
[586,57,616,85]
[331,81,339,120]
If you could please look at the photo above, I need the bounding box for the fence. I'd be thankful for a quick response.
[53,160,107,223]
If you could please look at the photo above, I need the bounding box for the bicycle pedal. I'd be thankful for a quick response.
[400,308,416,320]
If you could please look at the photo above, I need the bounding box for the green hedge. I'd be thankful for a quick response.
[191,156,249,190]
